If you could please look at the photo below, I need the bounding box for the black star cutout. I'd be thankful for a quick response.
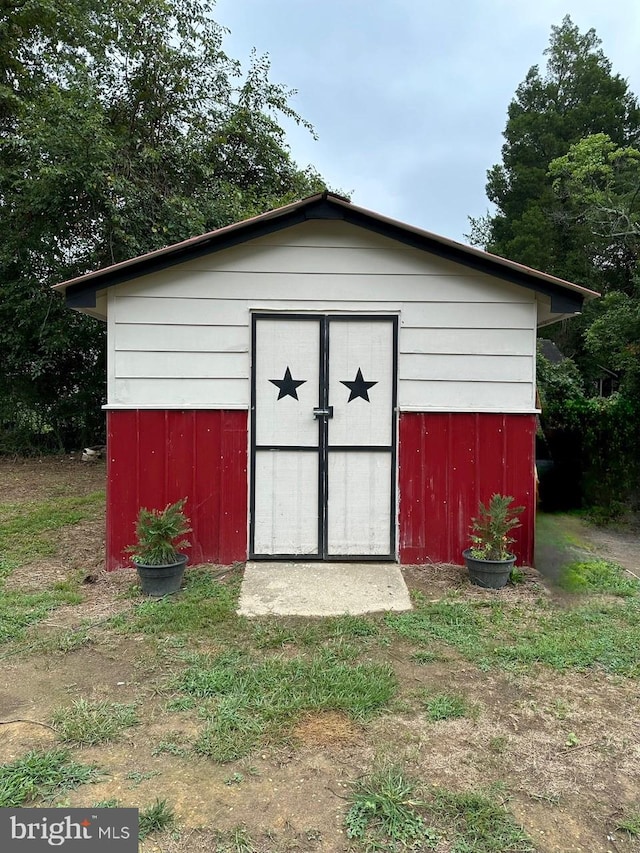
[269,366,306,400]
[340,367,378,403]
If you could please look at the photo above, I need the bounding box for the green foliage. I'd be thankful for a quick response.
[386,594,640,678]
[536,349,585,409]
[0,749,99,807]
[429,788,534,852]
[127,498,191,565]
[559,559,639,597]
[469,494,524,561]
[421,692,475,722]
[119,569,240,635]
[541,394,640,510]
[176,649,396,761]
[473,16,639,277]
[138,798,175,839]
[0,0,327,453]
[0,587,83,646]
[345,767,434,848]
[617,809,640,836]
[0,492,104,563]
[51,699,139,745]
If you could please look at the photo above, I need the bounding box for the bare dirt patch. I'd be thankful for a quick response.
[0,456,106,504]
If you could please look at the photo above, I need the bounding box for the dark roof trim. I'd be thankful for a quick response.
[56,192,599,312]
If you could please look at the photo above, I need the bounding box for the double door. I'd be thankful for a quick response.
[250,314,397,559]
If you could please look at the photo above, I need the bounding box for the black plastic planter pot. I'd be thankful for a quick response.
[462,549,515,589]
[135,554,188,596]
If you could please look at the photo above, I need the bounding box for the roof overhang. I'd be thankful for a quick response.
[53,192,599,317]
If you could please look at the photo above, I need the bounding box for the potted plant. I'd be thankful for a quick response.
[127,498,191,596]
[462,494,524,589]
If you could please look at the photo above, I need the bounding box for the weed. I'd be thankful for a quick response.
[559,559,638,597]
[225,772,244,786]
[617,809,640,836]
[0,749,99,807]
[51,699,139,745]
[410,650,442,664]
[214,826,258,853]
[429,787,534,852]
[138,798,175,839]
[152,735,190,757]
[345,767,436,848]
[177,649,395,762]
[126,770,161,786]
[488,736,508,754]
[421,692,475,722]
[93,799,121,808]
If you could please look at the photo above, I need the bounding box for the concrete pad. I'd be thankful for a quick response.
[238,562,413,617]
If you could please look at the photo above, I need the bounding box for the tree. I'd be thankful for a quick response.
[469,16,640,289]
[0,0,326,451]
[547,134,640,394]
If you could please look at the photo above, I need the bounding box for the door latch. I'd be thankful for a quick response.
[312,406,334,419]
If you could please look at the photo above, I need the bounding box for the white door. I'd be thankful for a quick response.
[251,314,397,559]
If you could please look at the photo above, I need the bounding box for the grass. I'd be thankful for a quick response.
[386,594,640,677]
[345,769,533,852]
[0,492,104,563]
[139,798,175,839]
[558,558,639,597]
[51,699,139,745]
[0,587,84,646]
[116,570,241,637]
[345,767,434,848]
[174,649,396,762]
[421,691,475,722]
[617,809,640,836]
[429,787,534,852]
[0,748,100,807]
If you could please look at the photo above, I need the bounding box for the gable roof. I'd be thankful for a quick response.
[53,191,599,314]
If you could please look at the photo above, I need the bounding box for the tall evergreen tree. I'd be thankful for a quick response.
[469,15,640,290]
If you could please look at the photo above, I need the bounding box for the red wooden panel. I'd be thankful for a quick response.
[399,412,536,566]
[106,410,248,570]
[193,411,223,564]
[106,411,140,571]
[421,414,450,562]
[220,411,248,564]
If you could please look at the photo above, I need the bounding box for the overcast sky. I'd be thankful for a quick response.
[214,0,639,243]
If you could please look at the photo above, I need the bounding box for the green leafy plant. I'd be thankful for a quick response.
[138,798,175,839]
[469,494,524,560]
[345,767,436,848]
[127,499,191,565]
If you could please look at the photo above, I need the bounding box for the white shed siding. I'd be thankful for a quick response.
[107,221,537,412]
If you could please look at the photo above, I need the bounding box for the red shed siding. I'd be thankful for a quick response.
[398,413,535,565]
[106,410,247,570]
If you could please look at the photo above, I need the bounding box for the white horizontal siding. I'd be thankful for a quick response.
[399,353,533,383]
[107,221,537,412]
[119,270,529,304]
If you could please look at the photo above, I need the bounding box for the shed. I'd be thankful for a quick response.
[54,192,597,569]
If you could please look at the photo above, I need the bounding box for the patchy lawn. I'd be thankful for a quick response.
[1,457,639,852]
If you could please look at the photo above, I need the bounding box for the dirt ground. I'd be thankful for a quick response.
[1,458,639,853]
